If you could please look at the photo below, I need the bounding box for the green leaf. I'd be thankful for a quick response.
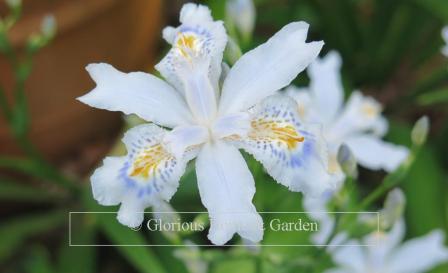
[0,210,65,262]
[24,246,55,273]
[0,156,77,191]
[205,0,226,21]
[58,214,96,273]
[0,177,57,202]
[0,157,49,179]
[98,214,167,273]
[413,0,448,22]
[417,88,448,105]
[211,258,255,273]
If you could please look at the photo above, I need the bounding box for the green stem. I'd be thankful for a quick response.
[0,33,80,193]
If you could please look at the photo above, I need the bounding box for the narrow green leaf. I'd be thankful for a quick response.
[0,156,78,191]
[58,216,96,273]
[0,210,66,262]
[0,178,57,202]
[24,246,55,273]
[417,88,448,105]
[98,214,167,273]
[413,0,448,22]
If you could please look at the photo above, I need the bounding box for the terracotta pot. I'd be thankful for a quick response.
[0,0,162,160]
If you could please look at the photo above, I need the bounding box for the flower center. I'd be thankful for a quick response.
[176,33,199,58]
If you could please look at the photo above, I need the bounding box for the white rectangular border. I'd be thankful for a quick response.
[69,211,380,247]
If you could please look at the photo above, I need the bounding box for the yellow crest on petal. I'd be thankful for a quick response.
[249,119,305,150]
[129,144,172,179]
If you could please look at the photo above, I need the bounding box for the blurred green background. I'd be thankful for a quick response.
[0,0,447,272]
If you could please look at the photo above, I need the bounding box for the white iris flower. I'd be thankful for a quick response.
[286,51,409,188]
[78,3,332,245]
[326,220,448,273]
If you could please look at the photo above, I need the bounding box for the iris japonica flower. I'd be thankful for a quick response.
[78,3,332,245]
[326,220,448,273]
[286,51,409,188]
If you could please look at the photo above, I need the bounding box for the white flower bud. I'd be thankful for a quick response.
[224,36,242,65]
[226,0,256,42]
[381,188,406,229]
[411,116,429,146]
[337,144,358,178]
[174,241,208,273]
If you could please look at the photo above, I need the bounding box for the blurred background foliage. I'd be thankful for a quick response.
[0,0,447,273]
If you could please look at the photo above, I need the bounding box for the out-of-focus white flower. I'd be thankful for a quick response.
[226,0,256,42]
[442,26,448,57]
[152,201,181,241]
[174,241,208,273]
[286,51,409,189]
[78,3,331,245]
[303,196,347,248]
[325,220,448,273]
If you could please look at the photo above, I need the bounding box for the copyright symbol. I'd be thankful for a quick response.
[130,224,142,231]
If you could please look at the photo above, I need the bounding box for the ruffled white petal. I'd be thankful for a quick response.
[307,51,344,124]
[345,134,409,172]
[195,141,263,245]
[91,156,128,206]
[91,124,191,228]
[232,94,335,197]
[162,26,177,44]
[388,230,448,273]
[156,3,227,95]
[180,3,213,24]
[77,63,193,128]
[117,193,146,228]
[219,22,323,115]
